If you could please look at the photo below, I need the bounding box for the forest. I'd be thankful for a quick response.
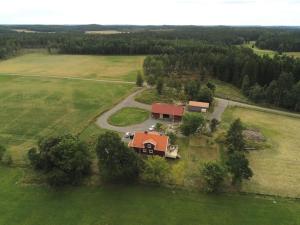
[0,25,300,111]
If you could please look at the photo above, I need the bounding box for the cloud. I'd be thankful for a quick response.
[0,0,299,25]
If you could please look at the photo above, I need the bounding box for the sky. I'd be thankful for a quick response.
[0,0,299,26]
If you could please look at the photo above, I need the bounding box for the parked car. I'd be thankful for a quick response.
[124,132,131,138]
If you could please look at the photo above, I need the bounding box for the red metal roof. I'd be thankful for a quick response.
[151,103,184,117]
[128,131,169,152]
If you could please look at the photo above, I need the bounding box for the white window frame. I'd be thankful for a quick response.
[149,149,154,154]
[142,149,147,153]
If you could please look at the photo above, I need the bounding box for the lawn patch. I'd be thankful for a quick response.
[108,107,149,127]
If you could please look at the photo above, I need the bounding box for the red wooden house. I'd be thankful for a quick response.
[128,131,169,157]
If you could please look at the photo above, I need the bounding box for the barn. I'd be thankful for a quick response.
[151,103,185,122]
[188,101,210,112]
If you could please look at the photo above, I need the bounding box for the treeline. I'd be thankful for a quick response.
[1,26,300,56]
[256,31,300,52]
[143,46,300,111]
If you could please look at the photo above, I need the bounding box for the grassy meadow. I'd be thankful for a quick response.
[210,78,250,103]
[108,107,149,127]
[222,106,300,198]
[0,52,144,81]
[0,75,135,165]
[1,166,300,225]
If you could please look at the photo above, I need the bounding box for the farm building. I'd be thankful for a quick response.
[151,103,185,121]
[188,101,210,112]
[128,131,179,158]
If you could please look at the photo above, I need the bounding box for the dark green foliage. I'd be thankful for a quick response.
[226,152,253,184]
[241,75,251,95]
[181,113,205,136]
[210,119,219,133]
[95,131,141,181]
[156,78,164,95]
[155,123,163,132]
[206,82,216,92]
[167,132,177,145]
[184,81,200,100]
[28,134,92,186]
[141,156,169,184]
[201,162,225,192]
[136,71,144,87]
[197,86,214,103]
[0,145,6,161]
[226,119,245,152]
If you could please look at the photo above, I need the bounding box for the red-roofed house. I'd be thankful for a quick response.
[151,103,185,122]
[128,131,169,157]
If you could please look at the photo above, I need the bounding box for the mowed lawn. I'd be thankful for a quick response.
[1,167,300,225]
[223,107,300,197]
[0,75,135,164]
[108,107,149,127]
[0,53,145,81]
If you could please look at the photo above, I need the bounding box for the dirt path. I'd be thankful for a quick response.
[95,88,160,133]
[0,73,135,84]
[212,97,300,120]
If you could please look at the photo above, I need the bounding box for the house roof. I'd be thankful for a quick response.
[128,131,169,152]
[188,101,210,108]
[151,103,185,116]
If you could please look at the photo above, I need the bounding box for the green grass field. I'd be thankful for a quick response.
[0,53,144,81]
[1,166,300,225]
[0,75,135,164]
[222,106,300,198]
[108,107,149,126]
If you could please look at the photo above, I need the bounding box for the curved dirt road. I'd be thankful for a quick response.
[211,97,300,121]
[95,88,161,133]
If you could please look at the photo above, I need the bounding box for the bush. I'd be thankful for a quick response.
[167,132,177,145]
[142,156,169,184]
[180,113,205,136]
[201,162,225,193]
[28,134,92,186]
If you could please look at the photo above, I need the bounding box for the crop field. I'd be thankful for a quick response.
[1,166,300,225]
[0,53,144,81]
[222,106,300,198]
[0,75,135,164]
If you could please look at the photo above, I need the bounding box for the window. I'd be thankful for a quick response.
[149,149,153,154]
[142,149,147,153]
[147,144,152,148]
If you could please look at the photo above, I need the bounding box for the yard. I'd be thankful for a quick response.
[1,166,300,225]
[222,106,300,198]
[108,107,149,126]
[0,52,144,81]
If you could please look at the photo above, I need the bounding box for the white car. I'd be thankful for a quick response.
[148,127,155,131]
[124,132,131,138]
